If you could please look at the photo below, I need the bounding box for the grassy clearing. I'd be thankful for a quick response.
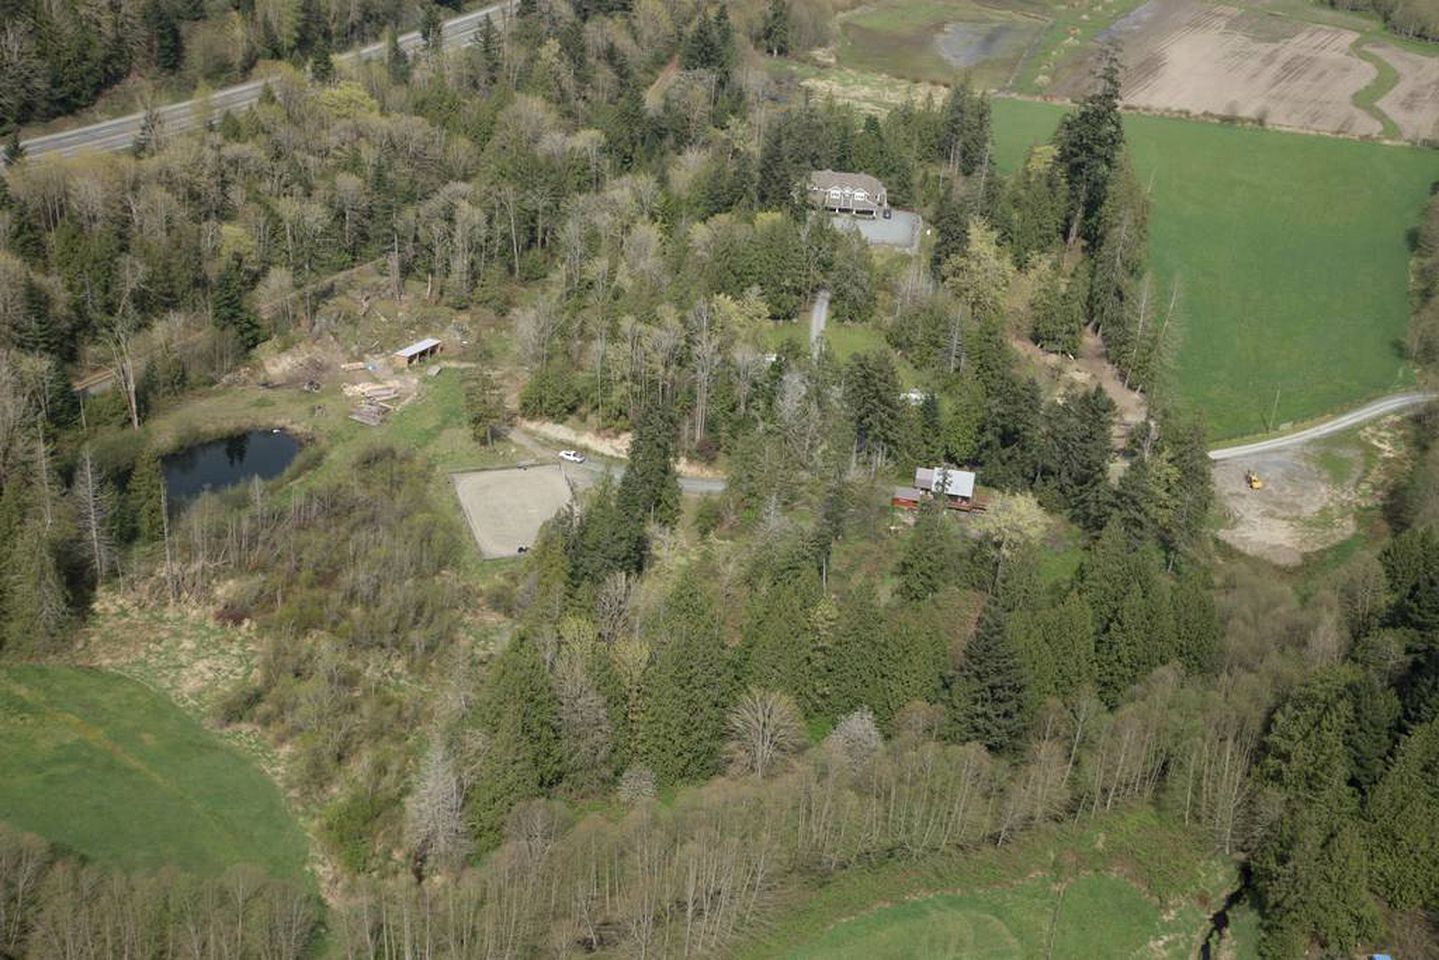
[0,665,309,880]
[763,320,924,386]
[786,873,1205,958]
[991,97,1433,439]
[737,806,1246,959]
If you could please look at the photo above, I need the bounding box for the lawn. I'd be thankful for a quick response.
[738,806,1249,959]
[0,665,310,880]
[991,98,1435,440]
[763,319,924,386]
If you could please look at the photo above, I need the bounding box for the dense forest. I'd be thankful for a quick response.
[1,0,1438,955]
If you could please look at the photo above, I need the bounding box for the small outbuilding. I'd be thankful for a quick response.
[393,337,443,367]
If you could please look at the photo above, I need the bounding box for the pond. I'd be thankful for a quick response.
[163,430,300,511]
[935,20,1032,69]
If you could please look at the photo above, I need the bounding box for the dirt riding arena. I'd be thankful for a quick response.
[452,464,579,558]
[1090,0,1382,136]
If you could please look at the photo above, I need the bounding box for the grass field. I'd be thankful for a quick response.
[787,873,1206,958]
[0,665,310,879]
[738,807,1249,959]
[990,98,1435,439]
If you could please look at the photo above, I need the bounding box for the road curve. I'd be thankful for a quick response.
[20,1,515,159]
[1208,392,1436,461]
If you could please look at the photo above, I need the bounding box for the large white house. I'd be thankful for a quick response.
[808,170,890,218]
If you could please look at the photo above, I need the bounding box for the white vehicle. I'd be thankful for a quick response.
[559,450,586,464]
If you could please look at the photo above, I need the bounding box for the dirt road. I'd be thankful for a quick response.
[1208,392,1435,461]
[810,290,830,357]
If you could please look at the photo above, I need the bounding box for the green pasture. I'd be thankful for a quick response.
[787,872,1208,959]
[739,807,1249,959]
[0,665,310,879]
[991,98,1435,439]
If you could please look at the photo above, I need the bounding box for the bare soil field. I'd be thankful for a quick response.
[452,464,580,558]
[1371,42,1439,140]
[1083,0,1384,136]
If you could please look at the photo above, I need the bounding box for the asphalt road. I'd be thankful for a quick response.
[1208,392,1436,461]
[19,1,515,158]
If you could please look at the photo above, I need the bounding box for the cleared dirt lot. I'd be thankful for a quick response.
[452,464,579,558]
[1372,43,1439,141]
[1095,0,1381,136]
[1214,416,1408,565]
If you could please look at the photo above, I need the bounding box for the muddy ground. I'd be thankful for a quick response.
[1372,43,1439,141]
[1083,0,1382,136]
[1214,415,1409,565]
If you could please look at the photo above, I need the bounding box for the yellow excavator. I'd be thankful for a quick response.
[1244,469,1264,491]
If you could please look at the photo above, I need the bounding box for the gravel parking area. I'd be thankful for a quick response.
[452,464,577,558]
[832,211,922,250]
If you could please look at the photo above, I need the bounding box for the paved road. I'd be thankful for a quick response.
[509,427,726,494]
[810,289,830,357]
[20,1,514,158]
[1208,392,1436,461]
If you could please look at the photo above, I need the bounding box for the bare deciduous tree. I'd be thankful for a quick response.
[825,706,883,772]
[726,688,804,779]
[405,738,469,877]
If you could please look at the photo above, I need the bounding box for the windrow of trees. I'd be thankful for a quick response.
[0,823,319,960]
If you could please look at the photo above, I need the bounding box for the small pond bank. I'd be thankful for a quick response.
[163,429,300,511]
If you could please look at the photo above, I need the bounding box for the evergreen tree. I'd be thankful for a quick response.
[467,633,562,849]
[1172,571,1221,677]
[310,34,335,84]
[822,584,885,723]
[1094,582,1161,704]
[129,447,166,543]
[638,571,732,783]
[617,402,680,528]
[1251,669,1380,956]
[479,16,501,84]
[149,1,184,72]
[896,497,952,601]
[1367,716,1439,910]
[211,256,263,349]
[843,349,902,459]
[420,4,443,54]
[760,0,790,55]
[4,518,68,653]
[1037,385,1113,530]
[3,132,25,166]
[740,563,820,696]
[386,29,411,84]
[1053,43,1125,244]
[948,599,1032,753]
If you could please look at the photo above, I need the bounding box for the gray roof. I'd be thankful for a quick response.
[395,337,442,358]
[810,170,885,194]
[915,467,976,499]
